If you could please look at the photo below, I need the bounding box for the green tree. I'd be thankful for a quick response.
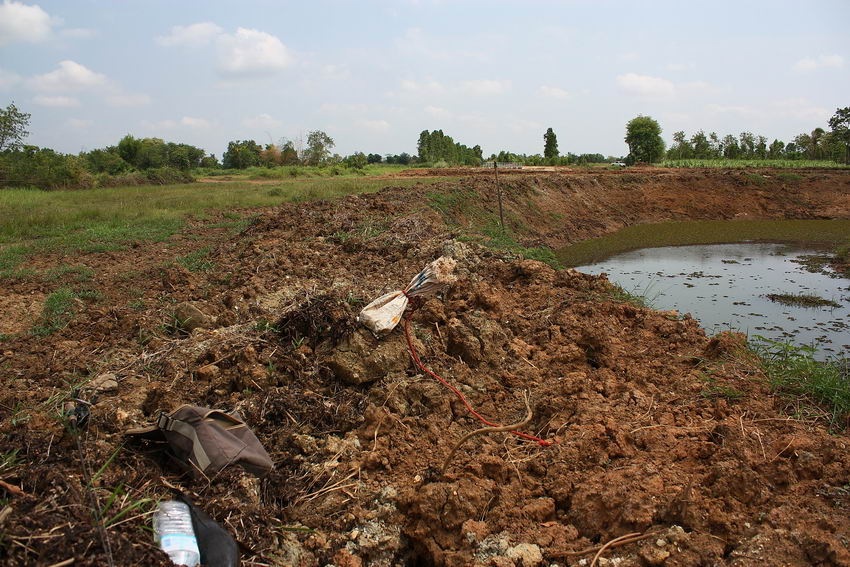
[84,147,130,175]
[0,102,30,151]
[667,131,693,160]
[303,130,335,166]
[344,152,368,169]
[768,139,785,159]
[828,107,850,164]
[222,140,262,169]
[708,132,721,158]
[690,131,711,159]
[624,115,665,163]
[809,127,826,159]
[200,154,219,168]
[117,134,141,165]
[721,134,740,159]
[738,132,756,159]
[755,136,768,159]
[543,127,559,161]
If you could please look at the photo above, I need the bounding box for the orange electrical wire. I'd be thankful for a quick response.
[402,310,553,447]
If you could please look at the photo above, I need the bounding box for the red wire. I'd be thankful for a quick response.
[402,311,553,447]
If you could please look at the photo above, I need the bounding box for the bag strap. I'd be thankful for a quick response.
[156,411,212,473]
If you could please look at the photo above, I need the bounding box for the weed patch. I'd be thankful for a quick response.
[607,283,657,309]
[46,264,95,282]
[751,337,850,428]
[766,292,841,308]
[176,246,214,273]
[32,288,77,336]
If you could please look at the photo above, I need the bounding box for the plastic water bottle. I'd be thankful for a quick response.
[153,500,200,567]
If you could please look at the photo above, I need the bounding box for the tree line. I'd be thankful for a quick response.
[624,107,850,164]
[1,100,848,189]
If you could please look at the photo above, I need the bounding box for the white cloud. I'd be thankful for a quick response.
[66,118,91,129]
[181,116,211,128]
[217,28,292,76]
[156,22,223,47]
[793,54,844,71]
[616,72,675,98]
[459,79,510,96]
[158,22,292,77]
[771,98,830,121]
[28,60,108,92]
[0,0,53,46]
[706,103,756,116]
[106,93,151,107]
[242,113,282,129]
[320,102,369,114]
[60,28,96,40]
[538,85,570,99]
[394,26,488,64]
[33,94,79,107]
[424,105,450,119]
[665,62,694,72]
[400,79,445,95]
[321,64,351,81]
[0,67,22,90]
[143,119,178,130]
[362,119,390,132]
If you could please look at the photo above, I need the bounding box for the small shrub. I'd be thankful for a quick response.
[144,167,194,185]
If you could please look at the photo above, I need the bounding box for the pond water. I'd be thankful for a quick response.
[574,242,850,357]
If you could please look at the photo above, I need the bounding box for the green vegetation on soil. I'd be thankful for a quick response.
[751,337,850,429]
[0,175,442,278]
[660,159,850,169]
[766,292,841,308]
[427,188,561,268]
[557,219,850,267]
[32,288,77,336]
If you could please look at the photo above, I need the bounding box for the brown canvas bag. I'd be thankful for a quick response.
[126,405,273,478]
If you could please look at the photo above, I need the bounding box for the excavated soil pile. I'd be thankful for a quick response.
[1,170,850,566]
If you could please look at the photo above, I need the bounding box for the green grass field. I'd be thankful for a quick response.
[0,172,441,277]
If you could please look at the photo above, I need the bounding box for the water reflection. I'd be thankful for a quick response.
[575,243,850,356]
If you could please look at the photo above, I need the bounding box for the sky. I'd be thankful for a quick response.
[1,0,848,160]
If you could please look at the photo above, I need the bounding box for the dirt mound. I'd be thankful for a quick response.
[1,170,849,566]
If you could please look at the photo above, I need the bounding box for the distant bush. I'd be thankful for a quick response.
[144,167,194,185]
[0,147,95,189]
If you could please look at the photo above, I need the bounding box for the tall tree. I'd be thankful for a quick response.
[667,131,692,160]
[828,107,850,164]
[543,127,559,160]
[0,102,30,151]
[809,127,826,159]
[721,134,740,159]
[708,132,721,158]
[303,130,335,166]
[690,131,711,159]
[624,115,665,163]
[768,139,785,159]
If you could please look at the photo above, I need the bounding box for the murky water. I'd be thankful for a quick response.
[575,242,850,357]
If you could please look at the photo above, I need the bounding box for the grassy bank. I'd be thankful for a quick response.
[751,338,850,429]
[558,219,850,267]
